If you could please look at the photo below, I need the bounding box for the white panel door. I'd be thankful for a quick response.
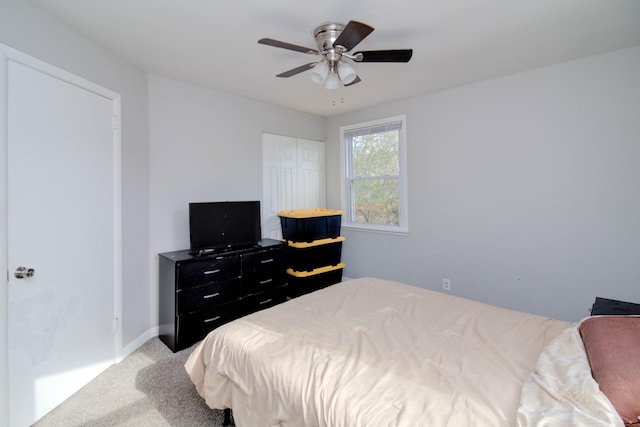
[296,138,326,210]
[262,133,284,239]
[7,59,117,426]
[262,133,325,241]
[279,135,298,211]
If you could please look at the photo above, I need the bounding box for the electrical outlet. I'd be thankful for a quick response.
[442,278,452,291]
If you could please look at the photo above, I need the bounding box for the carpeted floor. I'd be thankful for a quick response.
[33,338,233,427]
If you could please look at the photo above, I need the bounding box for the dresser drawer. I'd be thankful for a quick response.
[241,248,287,294]
[242,248,287,278]
[177,278,240,314]
[241,285,290,316]
[242,273,287,296]
[177,256,240,289]
[176,303,239,349]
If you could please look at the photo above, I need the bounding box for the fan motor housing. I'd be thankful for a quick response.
[313,22,345,53]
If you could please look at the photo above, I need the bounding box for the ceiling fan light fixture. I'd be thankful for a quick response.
[310,60,329,84]
[324,72,340,90]
[259,20,413,89]
[337,61,357,85]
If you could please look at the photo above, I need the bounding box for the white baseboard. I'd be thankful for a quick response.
[118,326,160,362]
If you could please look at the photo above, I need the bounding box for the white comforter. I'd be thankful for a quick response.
[185,277,587,426]
[517,319,624,426]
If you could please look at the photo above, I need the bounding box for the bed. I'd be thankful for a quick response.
[185,277,638,426]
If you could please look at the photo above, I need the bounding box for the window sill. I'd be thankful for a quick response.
[342,223,409,236]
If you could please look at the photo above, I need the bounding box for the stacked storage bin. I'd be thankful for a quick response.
[278,209,345,294]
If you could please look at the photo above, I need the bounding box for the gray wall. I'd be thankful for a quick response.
[326,45,640,322]
[148,74,326,325]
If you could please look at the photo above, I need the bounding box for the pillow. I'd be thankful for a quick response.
[580,316,640,425]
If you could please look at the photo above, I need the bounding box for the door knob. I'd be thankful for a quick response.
[14,266,35,279]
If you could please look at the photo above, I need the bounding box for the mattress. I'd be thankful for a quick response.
[185,277,617,426]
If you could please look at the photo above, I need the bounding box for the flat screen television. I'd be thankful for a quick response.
[189,201,261,252]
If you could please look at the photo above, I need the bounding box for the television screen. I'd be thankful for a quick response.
[189,201,261,251]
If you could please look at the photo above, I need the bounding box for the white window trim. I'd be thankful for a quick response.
[340,115,408,234]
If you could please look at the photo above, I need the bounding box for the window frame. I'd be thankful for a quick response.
[340,115,408,234]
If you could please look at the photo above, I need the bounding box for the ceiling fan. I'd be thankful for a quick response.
[258,20,413,89]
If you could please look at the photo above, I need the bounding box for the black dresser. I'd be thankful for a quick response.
[159,238,289,352]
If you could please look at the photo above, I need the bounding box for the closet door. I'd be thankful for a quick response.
[297,138,326,211]
[262,133,325,240]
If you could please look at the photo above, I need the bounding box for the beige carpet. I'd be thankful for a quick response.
[33,338,233,427]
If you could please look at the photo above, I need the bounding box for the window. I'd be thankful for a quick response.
[341,115,408,233]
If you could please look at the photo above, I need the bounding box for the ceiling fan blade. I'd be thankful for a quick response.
[333,21,374,51]
[355,49,413,63]
[276,63,317,78]
[344,75,362,87]
[258,38,319,55]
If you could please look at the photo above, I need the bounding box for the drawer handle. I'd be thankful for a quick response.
[203,292,220,299]
[259,298,273,305]
[204,269,221,275]
[260,258,274,264]
[204,316,221,323]
[259,278,273,285]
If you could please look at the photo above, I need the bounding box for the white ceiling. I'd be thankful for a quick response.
[29,0,640,117]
